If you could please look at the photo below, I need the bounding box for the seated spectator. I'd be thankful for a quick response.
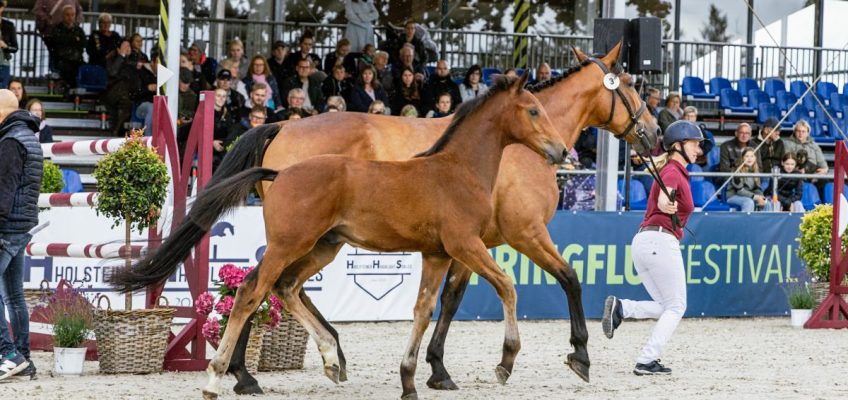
[783,119,827,175]
[128,33,149,64]
[720,123,758,172]
[390,66,422,116]
[219,58,248,100]
[321,64,352,101]
[48,5,86,88]
[86,12,121,68]
[180,50,208,93]
[396,20,428,67]
[8,78,25,108]
[574,127,597,169]
[531,62,552,86]
[764,152,805,212]
[243,54,282,110]
[657,91,682,132]
[268,40,290,85]
[284,32,321,76]
[131,50,158,136]
[323,38,351,74]
[399,104,418,118]
[0,0,18,90]
[392,44,426,84]
[422,60,461,112]
[280,108,305,121]
[279,88,315,118]
[239,82,279,123]
[230,105,269,144]
[503,68,518,78]
[218,38,248,79]
[459,64,489,103]
[103,38,136,136]
[372,50,393,93]
[368,100,386,114]
[280,58,324,113]
[726,147,766,212]
[212,88,236,171]
[645,87,661,120]
[682,106,714,165]
[325,95,346,112]
[177,68,198,151]
[750,116,784,173]
[347,64,387,113]
[425,92,453,118]
[25,99,54,143]
[215,69,246,118]
[189,40,217,88]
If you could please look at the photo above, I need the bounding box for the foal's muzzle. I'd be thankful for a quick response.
[543,142,568,164]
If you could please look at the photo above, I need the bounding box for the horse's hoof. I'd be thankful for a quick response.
[426,375,459,390]
[495,365,511,385]
[201,390,218,400]
[233,381,264,395]
[324,364,341,384]
[339,367,348,382]
[400,392,419,400]
[566,353,591,383]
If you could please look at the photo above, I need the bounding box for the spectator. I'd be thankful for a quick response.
[47,5,86,88]
[574,127,598,168]
[131,50,158,136]
[423,60,461,113]
[188,40,217,89]
[103,39,136,137]
[217,38,248,79]
[219,58,248,100]
[284,32,321,75]
[239,82,279,123]
[657,92,682,133]
[33,0,82,36]
[268,40,290,86]
[243,54,282,110]
[7,79,24,109]
[532,62,552,85]
[323,38,352,74]
[326,95,346,112]
[230,105,268,145]
[425,92,453,118]
[750,116,784,174]
[344,0,378,52]
[212,88,236,171]
[279,107,306,121]
[726,147,766,212]
[397,20,428,67]
[682,106,714,165]
[399,104,418,118]
[0,1,17,90]
[392,44,425,84]
[348,64,388,113]
[372,50,393,93]
[176,68,197,141]
[280,58,324,113]
[25,99,53,143]
[128,33,149,64]
[719,123,759,172]
[368,100,386,114]
[458,64,488,103]
[214,69,245,118]
[322,64,351,101]
[389,66,422,116]
[281,88,314,118]
[783,119,827,175]
[645,87,661,120]
[503,68,518,78]
[86,13,121,68]
[180,51,208,93]
[764,152,805,212]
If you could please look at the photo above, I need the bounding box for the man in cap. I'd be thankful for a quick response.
[215,69,245,117]
[268,40,290,85]
[750,117,785,174]
[188,40,217,88]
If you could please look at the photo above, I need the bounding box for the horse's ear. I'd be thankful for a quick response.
[572,46,588,62]
[516,70,529,91]
[601,41,624,68]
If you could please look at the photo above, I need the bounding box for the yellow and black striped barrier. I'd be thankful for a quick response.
[512,0,530,69]
[159,0,168,95]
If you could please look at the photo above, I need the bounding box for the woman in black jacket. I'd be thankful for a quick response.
[389,66,422,116]
[347,64,388,113]
[765,152,805,212]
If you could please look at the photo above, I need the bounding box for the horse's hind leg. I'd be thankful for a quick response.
[399,254,453,400]
[228,315,262,395]
[425,260,472,390]
[299,287,349,381]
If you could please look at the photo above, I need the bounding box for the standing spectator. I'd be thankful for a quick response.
[321,64,352,101]
[764,152,805,212]
[645,88,661,120]
[280,58,324,113]
[726,147,766,212]
[425,92,453,118]
[531,62,552,85]
[25,99,53,143]
[284,33,321,75]
[214,69,245,118]
[7,79,23,109]
[458,64,489,103]
[325,95,346,112]
[393,44,425,84]
[86,13,121,68]
[0,89,43,381]
[750,116,784,174]
[239,83,279,123]
[47,5,86,88]
[0,1,17,90]
[397,20,428,66]
[323,38,352,75]
[103,39,136,137]
[128,33,149,64]
[658,92,682,133]
[422,60,461,113]
[243,54,282,110]
[390,66,422,116]
[217,38,248,79]
[344,0,378,51]
[347,64,387,113]
[719,123,759,172]
[372,50,393,93]
[268,40,290,86]
[188,40,217,89]
[33,0,82,36]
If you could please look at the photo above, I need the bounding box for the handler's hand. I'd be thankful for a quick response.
[658,189,678,214]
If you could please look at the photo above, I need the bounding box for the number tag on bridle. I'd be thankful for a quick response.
[603,73,620,90]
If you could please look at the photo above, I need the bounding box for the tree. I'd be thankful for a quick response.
[700,4,731,43]
[626,0,673,38]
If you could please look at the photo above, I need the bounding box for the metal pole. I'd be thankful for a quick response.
[440,0,448,61]
[671,0,680,91]
[595,0,624,211]
[813,0,824,80]
[746,0,754,77]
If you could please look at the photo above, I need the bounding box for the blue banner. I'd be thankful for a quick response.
[448,211,803,320]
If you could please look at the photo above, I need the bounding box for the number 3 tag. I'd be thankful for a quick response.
[603,73,620,90]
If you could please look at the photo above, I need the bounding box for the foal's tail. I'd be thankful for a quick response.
[109,167,279,293]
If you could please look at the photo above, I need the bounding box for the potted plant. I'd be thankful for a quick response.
[796,204,848,304]
[49,294,94,375]
[783,279,815,327]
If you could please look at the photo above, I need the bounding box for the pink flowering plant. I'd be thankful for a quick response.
[196,264,286,347]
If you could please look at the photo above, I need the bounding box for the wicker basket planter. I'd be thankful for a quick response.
[244,327,264,373]
[810,279,848,306]
[259,315,309,371]
[93,296,175,374]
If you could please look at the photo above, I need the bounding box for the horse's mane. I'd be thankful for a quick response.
[527,56,623,93]
[415,76,518,158]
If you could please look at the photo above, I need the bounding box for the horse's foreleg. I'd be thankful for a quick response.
[400,254,452,400]
[425,260,472,391]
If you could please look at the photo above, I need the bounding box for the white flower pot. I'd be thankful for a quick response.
[790,309,812,328]
[54,347,87,375]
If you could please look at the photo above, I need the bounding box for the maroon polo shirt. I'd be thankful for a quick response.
[640,159,694,240]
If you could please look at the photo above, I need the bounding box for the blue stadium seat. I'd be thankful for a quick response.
[736,78,759,101]
[844,83,848,95]
[789,80,810,98]
[776,91,798,112]
[76,65,107,92]
[816,82,838,105]
[830,93,847,115]
[706,146,720,169]
[514,68,526,78]
[824,182,834,204]
[709,77,732,95]
[719,88,755,116]
[618,179,647,210]
[801,93,821,113]
[692,181,731,210]
[60,169,83,193]
[764,79,786,99]
[481,67,501,86]
[801,182,821,210]
[426,65,436,77]
[824,119,845,141]
[747,89,771,108]
[757,103,786,126]
[682,76,718,100]
[785,104,811,124]
[687,163,704,181]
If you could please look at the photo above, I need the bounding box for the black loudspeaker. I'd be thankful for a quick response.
[628,17,663,74]
[593,18,630,68]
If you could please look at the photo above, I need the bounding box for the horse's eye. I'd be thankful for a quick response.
[529,108,539,117]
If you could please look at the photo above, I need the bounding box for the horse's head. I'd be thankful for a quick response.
[572,42,660,156]
[497,72,567,164]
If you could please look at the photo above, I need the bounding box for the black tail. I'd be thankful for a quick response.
[207,123,280,187]
[109,167,279,293]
